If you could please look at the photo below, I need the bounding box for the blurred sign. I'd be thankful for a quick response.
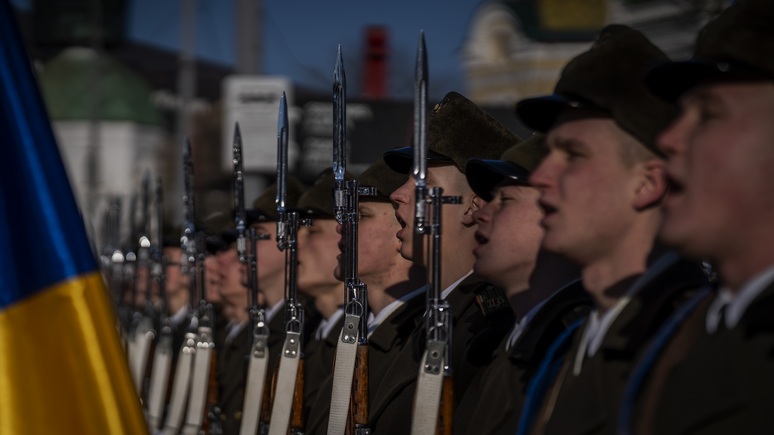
[222,75,297,173]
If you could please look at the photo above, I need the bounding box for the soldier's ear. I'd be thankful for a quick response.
[632,160,667,210]
[462,194,485,226]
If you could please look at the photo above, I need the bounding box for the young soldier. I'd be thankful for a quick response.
[620,1,774,433]
[513,25,708,435]
[304,160,428,435]
[453,135,590,435]
[245,177,307,378]
[370,91,516,433]
[295,169,351,423]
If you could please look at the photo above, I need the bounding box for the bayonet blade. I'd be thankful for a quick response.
[233,123,247,263]
[414,31,429,235]
[276,92,289,250]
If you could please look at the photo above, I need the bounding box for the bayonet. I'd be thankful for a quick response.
[414,31,429,236]
[269,92,305,435]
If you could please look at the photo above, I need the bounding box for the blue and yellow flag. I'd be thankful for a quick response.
[0,2,148,433]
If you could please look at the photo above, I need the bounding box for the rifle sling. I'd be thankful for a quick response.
[327,313,361,435]
[182,327,214,435]
[411,339,446,435]
[147,332,173,430]
[268,331,302,435]
[239,328,270,435]
[163,332,196,435]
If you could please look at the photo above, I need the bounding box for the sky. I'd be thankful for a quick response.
[124,0,486,100]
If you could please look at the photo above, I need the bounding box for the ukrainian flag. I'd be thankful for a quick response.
[0,1,148,433]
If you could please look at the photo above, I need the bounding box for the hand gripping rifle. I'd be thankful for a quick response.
[234,123,272,435]
[410,32,459,435]
[268,93,306,435]
[327,46,374,435]
[148,177,174,431]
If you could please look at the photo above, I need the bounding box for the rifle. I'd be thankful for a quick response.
[327,45,374,435]
[410,31,458,435]
[131,171,158,396]
[268,92,306,435]
[147,177,174,430]
[235,123,272,435]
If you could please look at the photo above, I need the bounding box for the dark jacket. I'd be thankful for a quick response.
[518,255,708,435]
[625,278,774,435]
[454,280,591,435]
[304,289,427,435]
[369,274,514,434]
[217,323,250,435]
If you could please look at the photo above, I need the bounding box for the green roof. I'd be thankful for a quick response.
[40,47,163,126]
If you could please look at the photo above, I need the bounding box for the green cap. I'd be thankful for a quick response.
[383,91,521,174]
[296,168,355,219]
[516,25,676,154]
[466,134,547,201]
[357,159,407,201]
[247,176,306,224]
[646,0,774,101]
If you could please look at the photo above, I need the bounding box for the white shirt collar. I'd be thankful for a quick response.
[441,270,474,300]
[169,305,188,328]
[368,285,427,337]
[266,299,285,323]
[707,265,774,333]
[573,252,679,375]
[315,307,345,340]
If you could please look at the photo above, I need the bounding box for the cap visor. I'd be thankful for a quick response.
[383,146,453,174]
[466,159,531,201]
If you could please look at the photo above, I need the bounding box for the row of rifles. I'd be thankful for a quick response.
[100,31,453,435]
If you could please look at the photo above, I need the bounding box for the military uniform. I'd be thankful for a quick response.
[302,311,345,428]
[217,322,249,435]
[304,289,427,435]
[453,280,591,435]
[518,255,707,435]
[369,274,513,433]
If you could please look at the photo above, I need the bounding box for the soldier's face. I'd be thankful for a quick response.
[163,246,188,298]
[472,183,543,289]
[204,255,221,304]
[390,163,472,265]
[216,245,247,305]
[253,222,285,295]
[297,218,341,295]
[530,114,647,265]
[335,201,403,281]
[658,82,774,265]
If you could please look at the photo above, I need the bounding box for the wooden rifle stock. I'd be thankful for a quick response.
[291,359,305,433]
[438,375,453,435]
[346,343,369,435]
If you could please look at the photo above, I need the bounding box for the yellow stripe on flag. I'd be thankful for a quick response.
[0,273,148,435]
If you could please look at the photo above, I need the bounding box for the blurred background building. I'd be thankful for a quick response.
[8,0,728,249]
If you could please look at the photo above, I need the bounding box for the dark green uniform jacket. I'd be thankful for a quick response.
[369,274,514,434]
[218,323,249,435]
[623,275,774,435]
[518,254,708,435]
[454,280,591,435]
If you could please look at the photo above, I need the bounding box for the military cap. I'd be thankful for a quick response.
[383,91,520,174]
[246,176,306,224]
[515,25,675,154]
[295,168,355,219]
[466,134,547,201]
[645,0,774,101]
[200,211,236,253]
[357,159,407,201]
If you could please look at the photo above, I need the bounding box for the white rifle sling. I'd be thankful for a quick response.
[410,339,446,435]
[147,330,173,430]
[163,331,197,435]
[132,316,155,392]
[268,331,302,435]
[327,313,361,435]
[181,326,214,435]
[239,327,270,435]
